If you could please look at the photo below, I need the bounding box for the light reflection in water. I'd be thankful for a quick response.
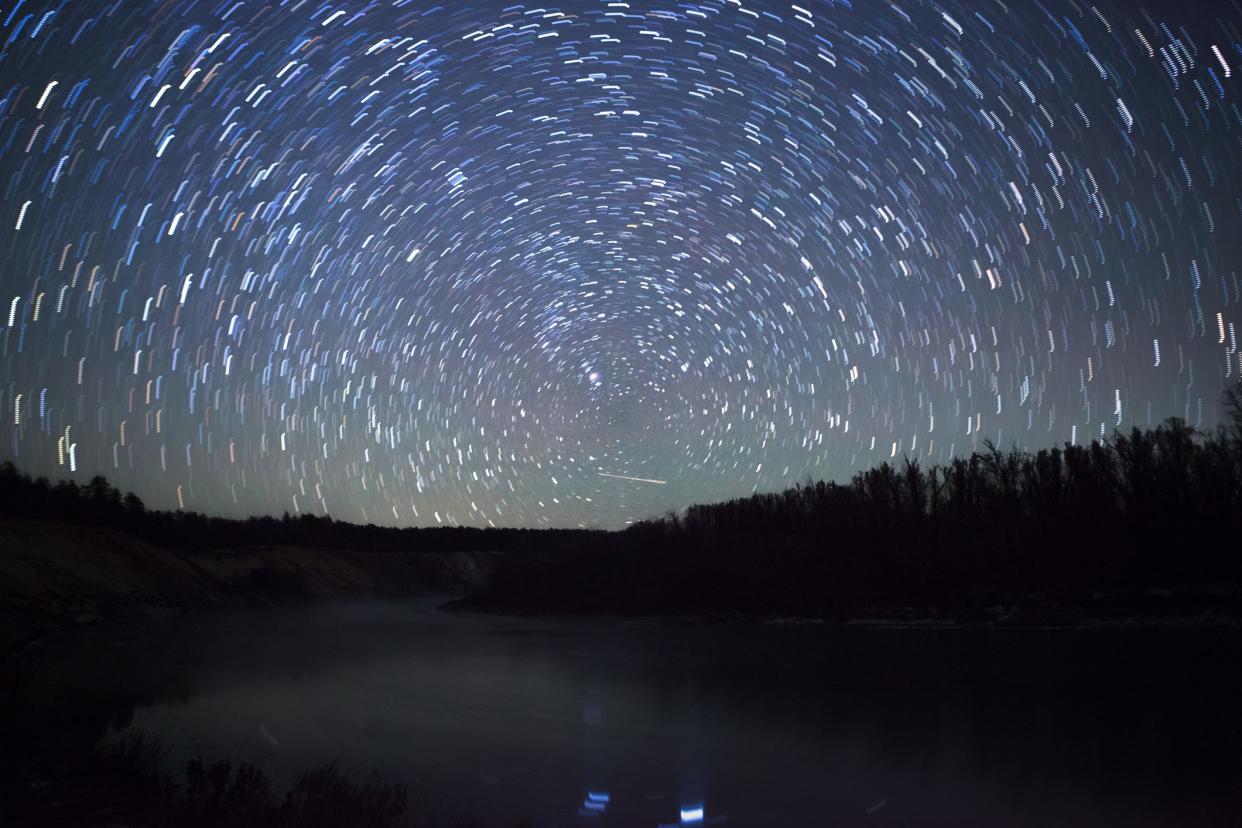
[578,790,609,817]
[11,604,1241,826]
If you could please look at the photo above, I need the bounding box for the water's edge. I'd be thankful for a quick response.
[0,518,497,659]
[5,515,1239,669]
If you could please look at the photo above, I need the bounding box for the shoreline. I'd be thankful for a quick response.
[0,517,496,661]
[448,596,1242,631]
[5,514,1239,665]
[12,590,1238,670]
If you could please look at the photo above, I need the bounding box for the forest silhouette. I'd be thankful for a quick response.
[478,416,1242,617]
[0,462,597,555]
[4,409,1242,618]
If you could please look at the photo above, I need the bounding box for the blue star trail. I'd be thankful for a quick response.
[1,0,1239,528]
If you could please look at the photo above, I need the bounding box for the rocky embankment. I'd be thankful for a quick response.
[0,519,497,655]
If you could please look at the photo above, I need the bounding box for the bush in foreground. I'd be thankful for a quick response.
[3,732,526,828]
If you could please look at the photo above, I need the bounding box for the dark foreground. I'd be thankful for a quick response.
[3,602,1241,826]
[3,420,1242,824]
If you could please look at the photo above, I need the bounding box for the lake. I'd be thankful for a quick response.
[7,601,1241,826]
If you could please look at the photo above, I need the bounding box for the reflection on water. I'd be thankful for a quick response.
[7,601,1242,826]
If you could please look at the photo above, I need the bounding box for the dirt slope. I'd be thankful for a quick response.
[0,519,497,654]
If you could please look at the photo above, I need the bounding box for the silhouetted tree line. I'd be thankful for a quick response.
[0,463,598,555]
[476,415,1242,616]
[5,382,1242,616]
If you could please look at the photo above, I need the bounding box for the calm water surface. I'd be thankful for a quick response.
[10,602,1242,826]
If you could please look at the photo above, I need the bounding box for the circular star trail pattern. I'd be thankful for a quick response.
[1,0,1240,528]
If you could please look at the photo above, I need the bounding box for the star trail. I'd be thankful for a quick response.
[1,0,1240,528]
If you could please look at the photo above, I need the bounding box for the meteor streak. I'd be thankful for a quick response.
[599,472,667,485]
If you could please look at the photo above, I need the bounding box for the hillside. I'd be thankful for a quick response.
[0,519,496,655]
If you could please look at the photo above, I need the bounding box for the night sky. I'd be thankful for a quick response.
[0,0,1239,528]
